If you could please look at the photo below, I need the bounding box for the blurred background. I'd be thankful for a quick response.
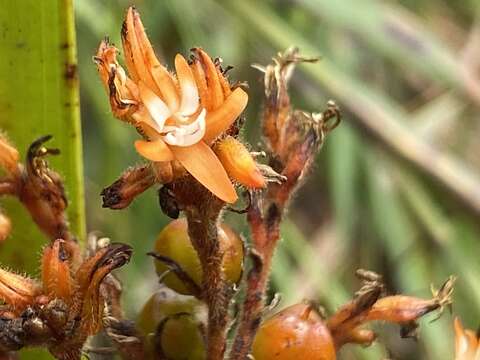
[76,0,480,359]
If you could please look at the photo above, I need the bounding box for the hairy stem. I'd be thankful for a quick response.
[181,181,230,360]
[229,193,283,359]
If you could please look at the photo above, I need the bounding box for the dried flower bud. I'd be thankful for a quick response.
[0,212,12,242]
[73,243,132,335]
[41,239,73,302]
[365,295,440,323]
[101,164,156,210]
[20,136,70,241]
[214,136,265,189]
[0,268,40,313]
[327,272,454,350]
[0,134,19,176]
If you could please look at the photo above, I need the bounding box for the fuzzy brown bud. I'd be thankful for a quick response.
[0,134,19,175]
[0,268,40,312]
[101,164,156,209]
[41,239,73,302]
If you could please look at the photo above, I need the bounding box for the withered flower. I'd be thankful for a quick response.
[95,7,265,204]
[0,239,132,359]
[454,317,480,360]
[0,135,72,242]
[327,272,455,349]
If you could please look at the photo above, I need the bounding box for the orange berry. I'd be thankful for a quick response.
[253,303,336,360]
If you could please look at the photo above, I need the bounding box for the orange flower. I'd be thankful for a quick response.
[95,7,252,203]
[454,317,480,360]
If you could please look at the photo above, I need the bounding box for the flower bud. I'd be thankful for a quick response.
[253,303,336,360]
[366,295,441,323]
[41,239,73,302]
[0,134,19,175]
[214,136,265,189]
[0,267,40,312]
[101,164,156,210]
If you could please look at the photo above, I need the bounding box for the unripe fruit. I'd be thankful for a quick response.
[252,303,336,360]
[137,287,206,360]
[153,218,243,295]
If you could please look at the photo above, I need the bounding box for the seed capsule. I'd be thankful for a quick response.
[253,303,336,360]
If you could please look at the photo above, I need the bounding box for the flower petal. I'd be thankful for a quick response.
[455,318,469,359]
[196,48,224,110]
[122,7,156,91]
[163,109,206,147]
[138,81,171,130]
[203,87,248,143]
[170,142,238,203]
[175,54,199,116]
[191,59,209,110]
[131,9,179,111]
[135,139,174,162]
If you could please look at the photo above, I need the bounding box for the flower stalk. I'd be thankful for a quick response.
[230,48,340,359]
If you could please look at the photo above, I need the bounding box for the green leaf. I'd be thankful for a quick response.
[0,1,85,277]
[0,2,84,358]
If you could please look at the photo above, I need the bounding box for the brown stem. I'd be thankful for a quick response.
[185,203,228,360]
[230,49,337,359]
[229,192,284,359]
[172,177,231,360]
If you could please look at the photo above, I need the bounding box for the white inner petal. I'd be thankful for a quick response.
[140,87,172,131]
[162,109,206,147]
[178,82,199,116]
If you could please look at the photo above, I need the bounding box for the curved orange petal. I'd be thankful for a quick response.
[120,10,139,82]
[196,48,224,110]
[217,65,232,98]
[191,59,209,110]
[455,318,469,359]
[465,330,478,359]
[175,54,199,116]
[122,7,156,91]
[203,88,248,143]
[131,9,179,111]
[134,139,174,162]
[170,142,237,203]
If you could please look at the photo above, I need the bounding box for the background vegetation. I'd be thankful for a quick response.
[6,0,478,358]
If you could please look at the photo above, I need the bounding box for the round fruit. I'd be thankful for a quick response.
[252,303,336,360]
[137,287,206,360]
[153,218,243,295]
[159,313,206,360]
